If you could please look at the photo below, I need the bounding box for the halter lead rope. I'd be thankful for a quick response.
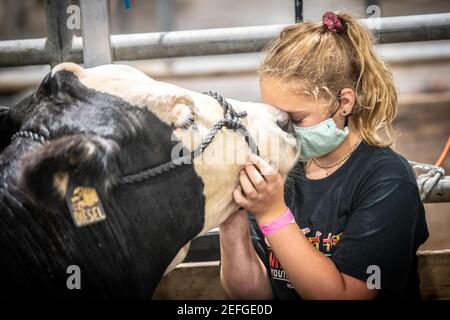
[11,91,260,186]
[117,91,259,185]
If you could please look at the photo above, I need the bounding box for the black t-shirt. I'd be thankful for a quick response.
[249,141,429,300]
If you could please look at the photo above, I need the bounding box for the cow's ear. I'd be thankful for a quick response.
[168,97,195,129]
[34,72,52,98]
[19,134,120,210]
[35,69,88,104]
[0,106,20,152]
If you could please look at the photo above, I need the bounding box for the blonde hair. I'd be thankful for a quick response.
[258,11,397,147]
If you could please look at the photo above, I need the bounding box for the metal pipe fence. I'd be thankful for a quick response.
[0,13,449,68]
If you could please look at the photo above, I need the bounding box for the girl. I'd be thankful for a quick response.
[219,11,428,300]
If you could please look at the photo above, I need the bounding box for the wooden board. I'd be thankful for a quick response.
[153,250,450,299]
[418,249,450,299]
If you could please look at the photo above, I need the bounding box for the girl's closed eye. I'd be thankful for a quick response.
[290,112,306,125]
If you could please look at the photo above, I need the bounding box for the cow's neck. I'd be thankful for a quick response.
[109,160,206,291]
[193,158,243,237]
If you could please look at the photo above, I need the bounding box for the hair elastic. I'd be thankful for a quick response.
[322,11,345,33]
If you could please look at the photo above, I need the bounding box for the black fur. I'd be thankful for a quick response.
[0,70,206,299]
[0,106,19,153]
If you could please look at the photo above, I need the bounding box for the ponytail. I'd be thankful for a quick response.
[336,11,397,146]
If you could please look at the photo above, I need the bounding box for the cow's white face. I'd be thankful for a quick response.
[52,63,299,235]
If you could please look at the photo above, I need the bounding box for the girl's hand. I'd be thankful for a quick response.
[233,154,287,225]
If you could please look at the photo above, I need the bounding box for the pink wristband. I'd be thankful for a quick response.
[259,207,295,236]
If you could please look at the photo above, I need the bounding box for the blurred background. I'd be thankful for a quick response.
[0,0,449,251]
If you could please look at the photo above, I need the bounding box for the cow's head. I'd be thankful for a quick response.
[9,63,298,233]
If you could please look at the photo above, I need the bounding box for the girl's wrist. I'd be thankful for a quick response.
[255,203,287,225]
[258,206,295,236]
[256,204,290,227]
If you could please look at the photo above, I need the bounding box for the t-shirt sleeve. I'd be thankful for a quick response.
[330,179,428,294]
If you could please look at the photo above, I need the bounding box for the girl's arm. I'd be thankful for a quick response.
[263,222,378,300]
[219,209,273,299]
[234,154,379,300]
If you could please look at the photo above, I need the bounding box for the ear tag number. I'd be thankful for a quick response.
[66,184,107,227]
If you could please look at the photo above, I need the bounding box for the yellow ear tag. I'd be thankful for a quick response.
[66,185,107,227]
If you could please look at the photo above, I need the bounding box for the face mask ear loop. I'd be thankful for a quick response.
[329,94,342,119]
[334,92,353,128]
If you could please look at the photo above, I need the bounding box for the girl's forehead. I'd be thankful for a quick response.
[259,76,321,113]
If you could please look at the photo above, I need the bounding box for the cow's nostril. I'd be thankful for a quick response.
[276,111,293,133]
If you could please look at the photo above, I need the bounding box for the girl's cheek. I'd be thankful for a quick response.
[299,114,327,127]
[297,118,315,127]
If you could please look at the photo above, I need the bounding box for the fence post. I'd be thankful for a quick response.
[295,0,303,23]
[156,0,174,31]
[44,0,73,67]
[80,0,112,67]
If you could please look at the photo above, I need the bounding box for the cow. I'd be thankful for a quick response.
[0,62,298,299]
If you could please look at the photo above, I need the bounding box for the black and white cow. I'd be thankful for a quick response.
[0,63,298,298]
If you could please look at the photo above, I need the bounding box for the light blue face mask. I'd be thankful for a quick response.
[293,107,349,162]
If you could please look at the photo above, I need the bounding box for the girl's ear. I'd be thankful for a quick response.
[0,106,20,152]
[339,88,356,115]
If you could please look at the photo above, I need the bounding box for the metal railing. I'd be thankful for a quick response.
[425,176,450,203]
[0,6,449,67]
[411,161,448,203]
